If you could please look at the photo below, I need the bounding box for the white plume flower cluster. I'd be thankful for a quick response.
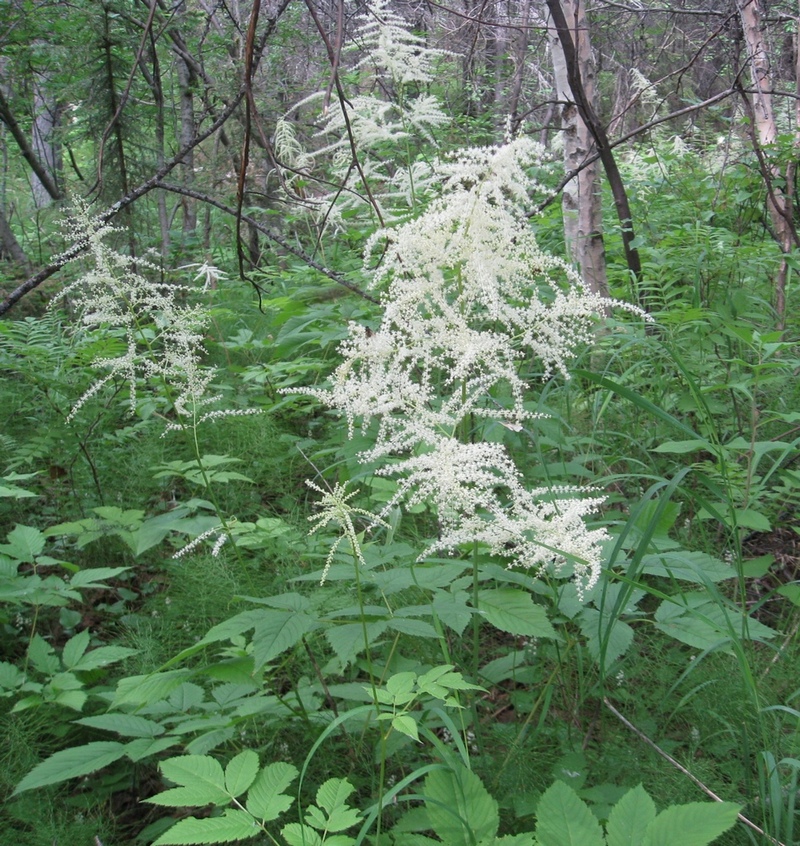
[59,201,247,431]
[275,0,450,227]
[298,137,617,596]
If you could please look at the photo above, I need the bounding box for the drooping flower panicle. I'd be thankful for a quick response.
[297,137,625,596]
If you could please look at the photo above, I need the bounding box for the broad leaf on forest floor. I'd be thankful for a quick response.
[477,589,556,638]
[424,764,498,846]
[535,779,604,846]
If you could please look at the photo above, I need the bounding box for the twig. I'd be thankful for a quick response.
[154,181,379,304]
[603,697,787,846]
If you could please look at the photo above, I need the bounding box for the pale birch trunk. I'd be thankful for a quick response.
[547,0,608,300]
[735,0,796,329]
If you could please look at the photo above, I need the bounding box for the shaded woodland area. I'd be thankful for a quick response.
[1,1,800,844]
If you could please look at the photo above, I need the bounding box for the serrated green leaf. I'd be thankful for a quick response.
[28,634,59,674]
[309,778,361,832]
[641,801,740,846]
[606,784,656,846]
[73,644,139,671]
[246,761,297,822]
[70,566,129,588]
[432,589,471,635]
[281,823,324,846]
[113,670,192,707]
[425,765,498,846]
[387,617,438,638]
[392,714,420,742]
[477,589,556,639]
[251,610,316,670]
[654,594,775,653]
[153,809,259,845]
[75,713,165,738]
[535,780,604,846]
[326,621,388,666]
[61,630,90,669]
[0,661,25,690]
[386,672,416,700]
[54,689,87,710]
[0,525,45,563]
[153,755,229,807]
[125,737,179,761]
[640,551,734,584]
[193,609,263,648]
[225,750,259,797]
[579,608,634,666]
[13,741,127,793]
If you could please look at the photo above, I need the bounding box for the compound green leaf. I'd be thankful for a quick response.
[148,755,229,807]
[308,778,360,832]
[153,809,259,845]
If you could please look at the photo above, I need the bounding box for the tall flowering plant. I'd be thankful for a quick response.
[299,137,625,597]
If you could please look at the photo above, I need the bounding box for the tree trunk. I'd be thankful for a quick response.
[0,207,29,269]
[31,67,62,209]
[734,0,797,330]
[176,1,197,241]
[547,0,609,300]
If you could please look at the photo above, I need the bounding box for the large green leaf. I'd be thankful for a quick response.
[13,741,127,793]
[246,761,297,822]
[477,589,556,638]
[654,593,775,652]
[225,750,260,797]
[606,784,656,846]
[306,778,360,832]
[61,630,90,669]
[281,824,324,846]
[578,608,634,667]
[535,780,604,846]
[326,621,388,666]
[424,765,498,846]
[251,609,317,670]
[640,551,734,584]
[72,644,139,671]
[0,525,45,563]
[432,589,471,635]
[153,809,259,845]
[148,755,230,807]
[75,713,165,738]
[641,801,740,846]
[113,670,192,707]
[70,566,130,588]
